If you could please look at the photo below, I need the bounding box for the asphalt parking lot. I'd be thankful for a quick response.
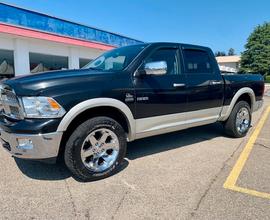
[1,95,270,220]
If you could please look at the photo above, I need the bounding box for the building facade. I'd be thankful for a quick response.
[216,55,241,73]
[0,3,142,78]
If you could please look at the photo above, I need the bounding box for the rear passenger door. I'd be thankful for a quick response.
[181,46,224,125]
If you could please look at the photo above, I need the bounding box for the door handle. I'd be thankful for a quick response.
[210,80,222,85]
[173,83,186,88]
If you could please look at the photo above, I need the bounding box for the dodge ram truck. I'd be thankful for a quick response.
[0,42,264,181]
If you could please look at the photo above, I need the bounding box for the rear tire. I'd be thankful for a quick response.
[224,101,251,138]
[64,116,127,181]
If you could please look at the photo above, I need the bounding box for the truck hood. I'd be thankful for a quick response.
[3,69,115,96]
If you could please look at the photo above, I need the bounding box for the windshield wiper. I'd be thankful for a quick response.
[88,67,103,71]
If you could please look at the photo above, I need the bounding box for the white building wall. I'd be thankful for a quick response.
[218,62,240,73]
[68,47,80,69]
[216,56,241,73]
[0,32,104,76]
[14,38,30,75]
[219,62,238,70]
[0,36,14,50]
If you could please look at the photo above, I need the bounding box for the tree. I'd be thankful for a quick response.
[215,51,226,57]
[240,22,270,75]
[228,48,235,56]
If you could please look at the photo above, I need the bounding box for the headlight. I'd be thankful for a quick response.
[21,97,66,118]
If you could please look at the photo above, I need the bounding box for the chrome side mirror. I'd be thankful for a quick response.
[144,61,167,75]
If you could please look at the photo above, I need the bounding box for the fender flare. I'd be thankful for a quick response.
[57,98,136,141]
[219,87,255,121]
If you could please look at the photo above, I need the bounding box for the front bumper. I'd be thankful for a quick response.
[0,129,63,160]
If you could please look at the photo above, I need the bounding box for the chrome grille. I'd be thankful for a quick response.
[0,85,23,120]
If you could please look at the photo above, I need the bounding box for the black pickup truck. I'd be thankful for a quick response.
[0,42,264,181]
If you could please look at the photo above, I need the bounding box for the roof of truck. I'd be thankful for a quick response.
[134,42,211,52]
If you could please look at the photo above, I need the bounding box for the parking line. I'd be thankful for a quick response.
[223,106,270,199]
[228,186,270,200]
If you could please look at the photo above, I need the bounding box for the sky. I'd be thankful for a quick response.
[2,0,270,54]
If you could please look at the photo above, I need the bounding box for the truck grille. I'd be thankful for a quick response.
[0,85,23,120]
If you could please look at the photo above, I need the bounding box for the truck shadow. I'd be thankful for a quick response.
[126,122,225,160]
[14,122,225,181]
[14,157,129,182]
[14,158,71,181]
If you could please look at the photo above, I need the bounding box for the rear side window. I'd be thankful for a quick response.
[183,49,213,73]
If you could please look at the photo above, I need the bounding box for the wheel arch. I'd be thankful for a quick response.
[219,87,255,121]
[57,98,136,141]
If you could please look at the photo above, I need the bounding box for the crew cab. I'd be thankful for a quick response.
[0,43,264,181]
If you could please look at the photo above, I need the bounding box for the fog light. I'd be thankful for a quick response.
[16,138,34,150]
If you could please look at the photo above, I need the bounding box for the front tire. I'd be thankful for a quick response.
[64,117,127,181]
[224,101,251,138]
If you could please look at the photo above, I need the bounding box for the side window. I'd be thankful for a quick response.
[183,49,213,73]
[145,48,180,75]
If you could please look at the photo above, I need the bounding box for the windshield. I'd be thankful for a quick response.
[83,44,146,71]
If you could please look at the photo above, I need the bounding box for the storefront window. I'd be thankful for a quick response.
[0,49,15,79]
[79,58,92,68]
[29,52,68,73]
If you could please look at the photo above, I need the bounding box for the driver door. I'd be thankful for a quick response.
[133,46,187,136]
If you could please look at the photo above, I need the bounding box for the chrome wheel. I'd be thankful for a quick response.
[236,107,250,134]
[80,128,120,172]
